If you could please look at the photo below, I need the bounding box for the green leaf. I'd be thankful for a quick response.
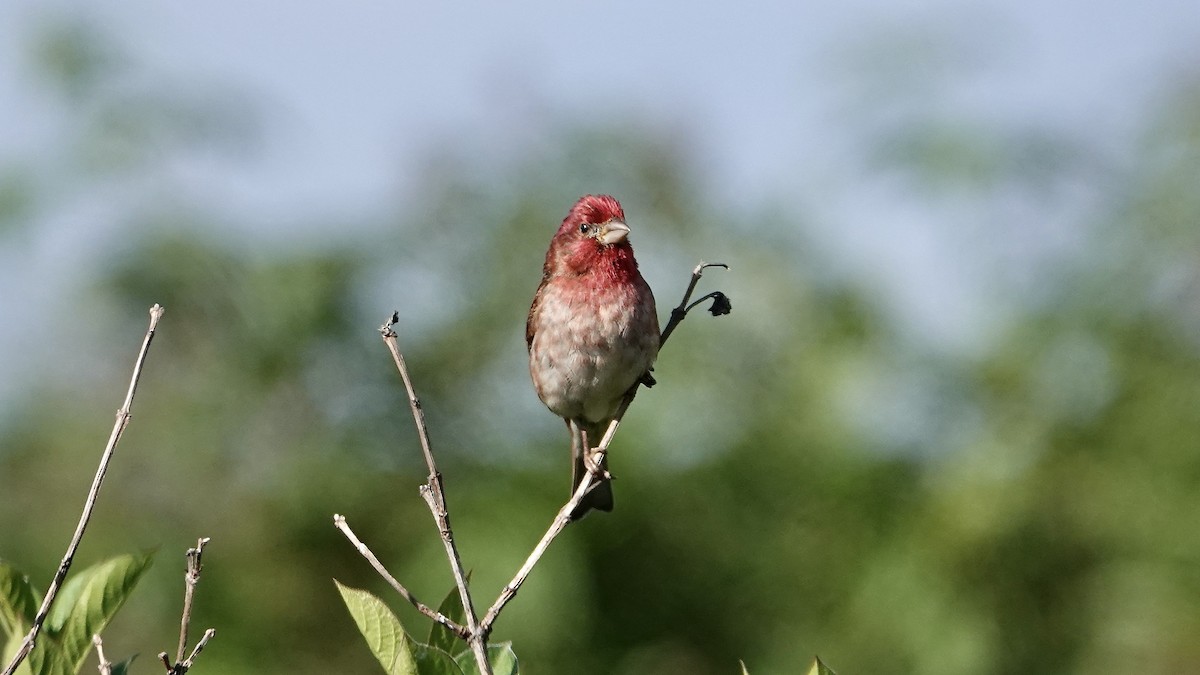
[806,655,837,675]
[454,642,518,675]
[33,552,154,675]
[486,643,519,675]
[427,581,469,657]
[0,560,39,639]
[335,580,418,675]
[29,646,71,675]
[412,643,465,675]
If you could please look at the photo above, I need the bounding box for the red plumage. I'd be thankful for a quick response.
[527,195,659,519]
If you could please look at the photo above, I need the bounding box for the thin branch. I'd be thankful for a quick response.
[378,314,492,675]
[154,538,217,675]
[481,260,729,635]
[181,630,216,670]
[176,538,210,663]
[333,514,469,638]
[659,262,729,347]
[93,635,112,675]
[3,304,165,675]
[480,443,611,635]
[158,628,214,675]
[379,314,440,485]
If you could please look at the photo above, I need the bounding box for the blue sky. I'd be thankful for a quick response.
[4,0,1197,216]
[1,0,1198,402]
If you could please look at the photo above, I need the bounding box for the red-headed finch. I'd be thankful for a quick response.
[527,195,659,520]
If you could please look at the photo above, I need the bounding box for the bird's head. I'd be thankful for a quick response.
[548,195,636,276]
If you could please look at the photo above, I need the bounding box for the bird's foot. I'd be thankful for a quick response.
[583,448,613,480]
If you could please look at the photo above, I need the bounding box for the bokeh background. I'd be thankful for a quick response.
[3,1,1200,673]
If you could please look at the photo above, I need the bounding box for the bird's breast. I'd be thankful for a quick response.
[529,278,658,423]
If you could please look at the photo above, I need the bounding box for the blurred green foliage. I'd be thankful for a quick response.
[3,15,1200,675]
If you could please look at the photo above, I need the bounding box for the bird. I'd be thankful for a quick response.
[526,195,660,520]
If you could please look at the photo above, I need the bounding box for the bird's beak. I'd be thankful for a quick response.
[598,220,630,245]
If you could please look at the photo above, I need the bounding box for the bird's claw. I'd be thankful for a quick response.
[583,448,613,480]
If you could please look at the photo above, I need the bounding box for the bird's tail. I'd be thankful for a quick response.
[570,420,614,520]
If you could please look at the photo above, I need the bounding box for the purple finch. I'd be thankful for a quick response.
[527,195,659,519]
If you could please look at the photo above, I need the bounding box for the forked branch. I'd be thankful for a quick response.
[160,538,217,675]
[336,261,729,665]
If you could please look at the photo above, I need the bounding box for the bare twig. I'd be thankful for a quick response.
[659,262,730,347]
[378,314,492,675]
[93,635,112,675]
[176,538,210,663]
[480,441,612,635]
[333,514,469,638]
[187,630,216,667]
[2,305,165,675]
[155,539,217,675]
[159,628,215,675]
[180,629,216,671]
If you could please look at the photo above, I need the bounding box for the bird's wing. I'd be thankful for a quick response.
[526,280,546,352]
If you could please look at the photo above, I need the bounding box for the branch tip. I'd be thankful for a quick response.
[379,311,400,337]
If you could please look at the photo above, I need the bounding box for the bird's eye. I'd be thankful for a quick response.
[579,223,590,234]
